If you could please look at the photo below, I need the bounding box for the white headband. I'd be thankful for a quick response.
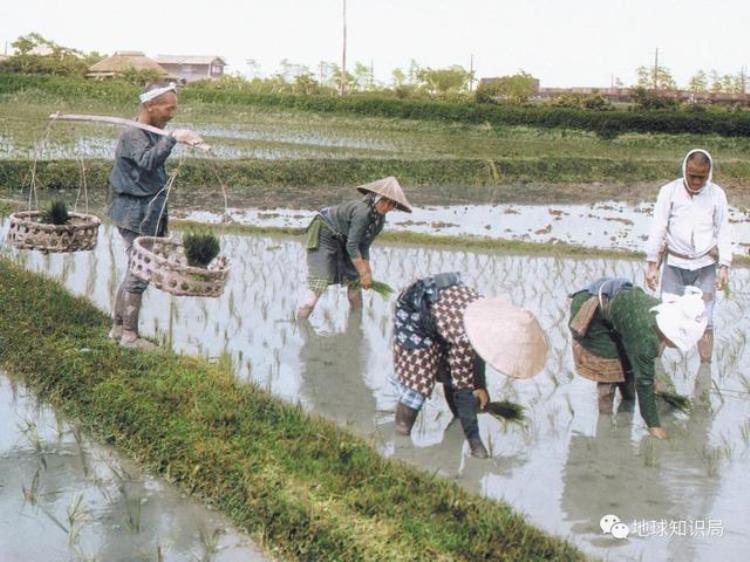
[139,84,176,104]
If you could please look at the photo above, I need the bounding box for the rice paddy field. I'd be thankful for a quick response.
[2,81,750,561]
[2,89,750,207]
[1,219,749,562]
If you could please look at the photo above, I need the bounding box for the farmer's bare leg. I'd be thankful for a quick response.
[297,288,323,321]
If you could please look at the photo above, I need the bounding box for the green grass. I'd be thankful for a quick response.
[0,198,21,216]
[0,258,587,562]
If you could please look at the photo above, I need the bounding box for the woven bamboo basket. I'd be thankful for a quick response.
[6,210,101,253]
[129,236,229,297]
[571,341,626,383]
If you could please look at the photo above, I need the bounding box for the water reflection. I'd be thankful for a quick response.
[560,363,725,561]
[0,373,268,561]
[298,309,379,436]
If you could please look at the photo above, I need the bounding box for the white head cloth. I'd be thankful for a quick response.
[139,84,177,104]
[651,286,707,351]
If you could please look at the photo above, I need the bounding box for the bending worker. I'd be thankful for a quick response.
[645,148,733,363]
[569,277,707,439]
[297,176,412,320]
[108,81,204,350]
[391,273,547,458]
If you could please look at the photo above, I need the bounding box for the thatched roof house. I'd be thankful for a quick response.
[87,51,170,79]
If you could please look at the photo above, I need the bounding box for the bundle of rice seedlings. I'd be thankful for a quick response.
[41,200,70,225]
[656,390,691,413]
[183,231,220,268]
[350,279,395,298]
[484,400,525,423]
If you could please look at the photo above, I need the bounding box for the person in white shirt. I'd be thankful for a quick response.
[645,148,732,363]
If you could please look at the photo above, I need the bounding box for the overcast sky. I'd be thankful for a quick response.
[1,0,748,88]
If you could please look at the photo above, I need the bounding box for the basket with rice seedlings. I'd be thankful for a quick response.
[6,200,101,253]
[129,231,229,297]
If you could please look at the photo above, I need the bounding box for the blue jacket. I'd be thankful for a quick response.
[107,127,177,235]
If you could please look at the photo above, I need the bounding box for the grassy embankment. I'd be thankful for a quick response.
[0,258,587,561]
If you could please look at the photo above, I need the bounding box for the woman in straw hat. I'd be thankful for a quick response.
[297,176,412,320]
[569,277,707,439]
[391,273,548,458]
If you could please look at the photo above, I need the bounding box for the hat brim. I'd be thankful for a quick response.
[357,187,412,212]
[463,297,548,379]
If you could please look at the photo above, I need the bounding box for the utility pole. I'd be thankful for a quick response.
[370,59,374,90]
[340,0,347,96]
[319,61,325,86]
[469,54,475,91]
[653,47,659,93]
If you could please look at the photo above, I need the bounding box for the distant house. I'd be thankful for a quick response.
[154,55,227,83]
[0,54,9,64]
[87,51,170,80]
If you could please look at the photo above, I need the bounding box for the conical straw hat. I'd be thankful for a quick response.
[463,297,548,379]
[356,176,413,213]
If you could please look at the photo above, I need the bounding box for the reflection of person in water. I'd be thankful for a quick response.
[297,308,378,436]
[560,363,720,559]
[390,273,547,458]
[569,277,707,439]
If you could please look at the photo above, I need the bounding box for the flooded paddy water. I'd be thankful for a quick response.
[184,199,750,253]
[0,370,270,561]
[2,218,749,562]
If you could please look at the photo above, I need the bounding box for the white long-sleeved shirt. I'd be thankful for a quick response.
[645,179,733,270]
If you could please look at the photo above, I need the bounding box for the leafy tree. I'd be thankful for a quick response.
[391,68,407,87]
[634,65,676,90]
[415,65,473,96]
[475,70,538,103]
[688,71,708,93]
[292,72,321,95]
[352,61,372,91]
[2,32,89,76]
[552,93,613,111]
[329,64,357,93]
[631,87,679,110]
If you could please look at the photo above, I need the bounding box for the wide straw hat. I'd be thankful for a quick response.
[651,286,707,352]
[356,176,413,213]
[463,297,548,379]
